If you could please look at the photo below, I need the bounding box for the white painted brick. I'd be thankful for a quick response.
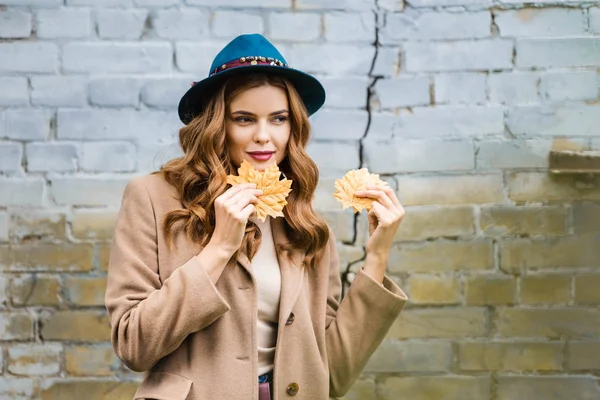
[212,11,264,38]
[407,0,491,6]
[381,11,490,43]
[80,142,137,172]
[7,344,62,376]
[435,73,486,105]
[187,0,288,7]
[49,177,129,206]
[67,0,132,5]
[0,213,8,242]
[138,142,183,172]
[269,12,321,42]
[89,78,141,108]
[405,40,513,72]
[373,76,430,108]
[310,110,368,140]
[0,178,45,207]
[364,139,474,173]
[379,0,404,11]
[590,7,600,34]
[176,42,229,74]
[507,105,600,137]
[36,9,92,39]
[325,12,374,43]
[0,10,32,39]
[517,38,600,69]
[134,0,179,5]
[372,47,399,77]
[26,143,78,173]
[477,139,552,169]
[495,9,585,37]
[370,106,505,139]
[142,78,191,109]
[4,110,51,141]
[96,9,147,39]
[63,42,172,73]
[318,77,369,108]
[152,9,208,40]
[542,71,598,101]
[287,44,374,75]
[0,143,23,173]
[297,0,373,10]
[314,176,345,211]
[57,110,182,142]
[1,0,60,5]
[0,43,58,73]
[31,77,88,107]
[306,141,360,175]
[0,378,35,400]
[489,73,540,105]
[0,78,28,107]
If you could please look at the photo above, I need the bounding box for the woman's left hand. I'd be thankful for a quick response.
[354,185,405,263]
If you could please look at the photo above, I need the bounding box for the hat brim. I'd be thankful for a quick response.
[178,65,326,125]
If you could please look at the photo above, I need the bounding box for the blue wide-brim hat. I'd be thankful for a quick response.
[178,34,326,125]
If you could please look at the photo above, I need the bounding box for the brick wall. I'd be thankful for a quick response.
[1,0,600,399]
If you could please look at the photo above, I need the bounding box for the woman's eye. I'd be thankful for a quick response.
[273,116,288,123]
[236,117,253,123]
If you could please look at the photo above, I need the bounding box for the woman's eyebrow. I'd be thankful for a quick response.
[230,109,289,116]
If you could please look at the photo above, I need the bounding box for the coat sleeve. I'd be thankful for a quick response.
[104,177,231,372]
[325,233,407,398]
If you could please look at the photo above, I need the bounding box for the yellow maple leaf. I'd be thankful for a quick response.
[333,168,388,213]
[226,160,292,222]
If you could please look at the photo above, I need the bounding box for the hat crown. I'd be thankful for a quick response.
[209,34,287,76]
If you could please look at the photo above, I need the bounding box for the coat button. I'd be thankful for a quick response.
[286,382,299,396]
[285,312,295,325]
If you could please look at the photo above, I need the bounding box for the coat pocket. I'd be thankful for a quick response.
[134,372,193,400]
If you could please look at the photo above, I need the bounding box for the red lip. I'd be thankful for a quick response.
[247,151,275,155]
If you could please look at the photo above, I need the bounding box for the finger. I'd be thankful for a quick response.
[363,185,403,210]
[225,187,262,207]
[355,189,395,210]
[220,183,257,203]
[239,203,256,220]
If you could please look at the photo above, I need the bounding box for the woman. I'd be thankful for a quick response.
[105,34,407,400]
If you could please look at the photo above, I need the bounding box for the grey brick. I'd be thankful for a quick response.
[497,377,600,400]
[36,9,92,39]
[0,143,23,173]
[0,43,58,73]
[0,178,45,207]
[517,38,600,68]
[212,11,264,38]
[134,0,179,5]
[57,110,182,142]
[138,142,183,172]
[489,73,540,105]
[4,110,51,141]
[26,143,78,173]
[306,141,360,176]
[435,73,486,105]
[374,76,430,109]
[152,9,208,40]
[186,0,288,6]
[89,78,141,108]
[0,212,7,242]
[405,40,513,72]
[176,42,229,74]
[142,78,191,109]
[96,9,147,39]
[495,9,585,37]
[477,139,552,169]
[63,43,172,73]
[541,71,598,101]
[407,0,491,6]
[319,77,369,108]
[67,0,131,5]
[507,106,600,137]
[325,12,374,43]
[0,378,35,400]
[364,139,474,173]
[0,78,28,107]
[372,47,400,77]
[8,344,62,376]
[0,10,32,39]
[80,142,137,172]
[590,7,600,33]
[381,11,490,43]
[370,106,504,139]
[314,176,344,211]
[379,0,404,10]
[310,110,368,140]
[297,0,373,10]
[31,77,88,107]
[287,44,374,75]
[49,177,129,206]
[1,0,60,6]
[268,12,321,42]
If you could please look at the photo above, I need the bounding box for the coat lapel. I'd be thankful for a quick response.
[271,217,305,326]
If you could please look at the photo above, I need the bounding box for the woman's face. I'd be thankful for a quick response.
[226,84,291,171]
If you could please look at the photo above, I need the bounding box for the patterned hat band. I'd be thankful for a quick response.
[210,56,290,76]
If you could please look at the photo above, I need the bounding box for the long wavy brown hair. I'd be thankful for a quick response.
[158,72,330,268]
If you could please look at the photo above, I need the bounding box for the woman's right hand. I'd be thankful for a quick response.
[208,183,262,257]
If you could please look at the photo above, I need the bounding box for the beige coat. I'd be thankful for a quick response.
[105,173,407,400]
